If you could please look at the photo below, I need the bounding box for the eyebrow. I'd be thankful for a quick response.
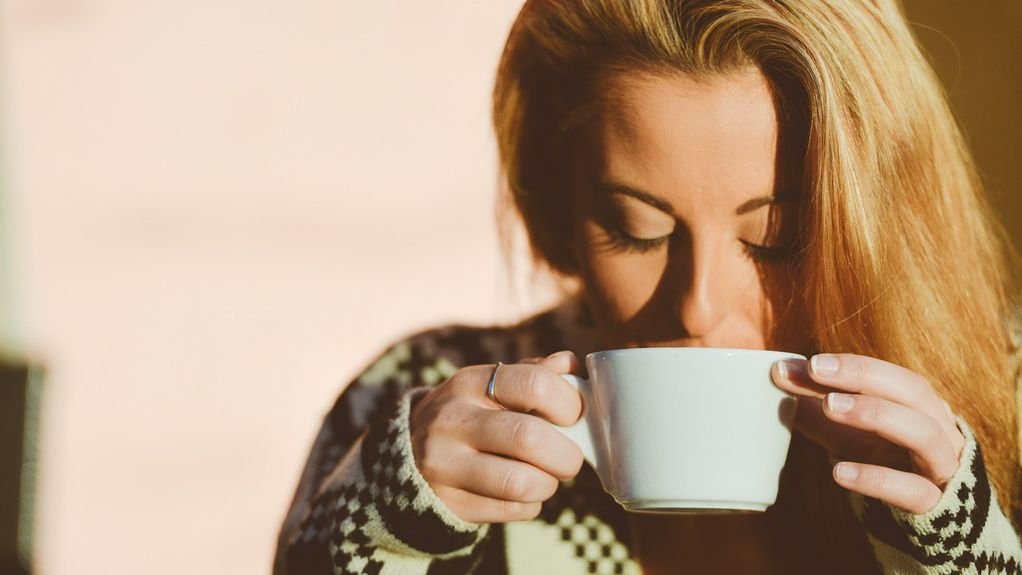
[598,181,675,215]
[735,194,796,215]
[599,180,796,216]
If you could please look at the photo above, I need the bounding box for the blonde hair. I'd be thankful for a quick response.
[493,0,1020,567]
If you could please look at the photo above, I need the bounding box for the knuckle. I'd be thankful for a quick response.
[521,369,549,406]
[499,499,522,518]
[905,375,931,402]
[432,486,464,518]
[553,389,583,426]
[511,418,547,453]
[416,440,446,481]
[564,447,585,478]
[551,445,585,480]
[537,474,560,500]
[448,366,473,384]
[934,461,959,487]
[500,467,532,501]
[863,468,891,492]
[921,418,946,449]
[449,365,488,393]
[849,356,870,381]
[927,484,942,506]
[504,500,541,521]
[861,399,887,426]
[430,403,466,435]
[907,482,937,509]
[443,368,471,394]
[428,406,453,432]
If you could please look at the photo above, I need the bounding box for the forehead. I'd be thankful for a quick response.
[591,69,785,205]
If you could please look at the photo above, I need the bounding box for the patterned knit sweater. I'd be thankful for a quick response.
[274,301,1022,574]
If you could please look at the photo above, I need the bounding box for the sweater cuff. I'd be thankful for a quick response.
[355,387,487,554]
[854,418,1016,571]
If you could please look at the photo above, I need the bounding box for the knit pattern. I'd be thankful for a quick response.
[853,420,1022,574]
[274,302,1022,574]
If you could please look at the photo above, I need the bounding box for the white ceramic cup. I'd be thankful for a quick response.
[555,347,803,514]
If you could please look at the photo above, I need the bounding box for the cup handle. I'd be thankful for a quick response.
[555,374,599,469]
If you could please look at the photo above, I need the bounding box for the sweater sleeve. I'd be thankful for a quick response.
[274,341,491,575]
[854,419,1022,574]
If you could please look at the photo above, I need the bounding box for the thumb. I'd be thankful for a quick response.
[536,350,582,375]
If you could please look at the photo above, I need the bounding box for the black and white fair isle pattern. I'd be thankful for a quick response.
[553,507,636,574]
[285,325,639,575]
[330,393,488,574]
[283,313,1022,574]
[863,432,1021,575]
[538,467,639,575]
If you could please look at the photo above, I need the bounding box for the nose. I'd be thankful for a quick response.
[670,235,731,339]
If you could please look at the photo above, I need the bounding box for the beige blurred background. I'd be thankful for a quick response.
[0,2,1018,574]
[900,0,1022,252]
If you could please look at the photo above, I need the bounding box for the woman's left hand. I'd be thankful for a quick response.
[772,353,966,514]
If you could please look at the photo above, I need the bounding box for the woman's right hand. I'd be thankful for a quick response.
[409,351,586,523]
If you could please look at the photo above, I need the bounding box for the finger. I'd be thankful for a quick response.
[791,395,884,459]
[414,437,560,504]
[432,485,542,524]
[443,451,560,503]
[464,410,584,479]
[475,363,583,426]
[822,393,959,484]
[534,350,581,375]
[832,461,942,515]
[806,354,947,425]
[797,354,963,459]
[773,359,832,399]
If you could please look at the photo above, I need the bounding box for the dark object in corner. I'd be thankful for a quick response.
[0,359,42,575]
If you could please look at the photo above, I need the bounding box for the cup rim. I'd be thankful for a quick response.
[586,347,806,361]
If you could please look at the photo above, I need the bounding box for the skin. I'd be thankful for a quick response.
[410,68,965,529]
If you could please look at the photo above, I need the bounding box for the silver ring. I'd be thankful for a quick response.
[486,362,505,409]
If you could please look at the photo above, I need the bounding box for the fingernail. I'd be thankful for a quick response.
[546,350,570,359]
[834,462,859,482]
[811,354,839,376]
[775,359,806,381]
[826,393,854,413]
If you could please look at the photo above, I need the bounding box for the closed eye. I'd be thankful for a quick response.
[604,227,671,254]
[740,239,794,263]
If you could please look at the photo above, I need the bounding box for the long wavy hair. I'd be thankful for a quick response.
[493,0,1020,569]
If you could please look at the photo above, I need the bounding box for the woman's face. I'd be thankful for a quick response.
[571,68,805,351]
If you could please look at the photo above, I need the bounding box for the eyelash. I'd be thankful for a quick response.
[605,228,793,262]
[604,228,669,254]
[739,240,794,263]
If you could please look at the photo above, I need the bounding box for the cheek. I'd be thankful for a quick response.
[720,265,775,342]
[575,223,665,322]
[585,254,663,321]
[757,267,810,350]
[580,250,798,349]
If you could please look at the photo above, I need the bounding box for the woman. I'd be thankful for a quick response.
[275,1,1022,573]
